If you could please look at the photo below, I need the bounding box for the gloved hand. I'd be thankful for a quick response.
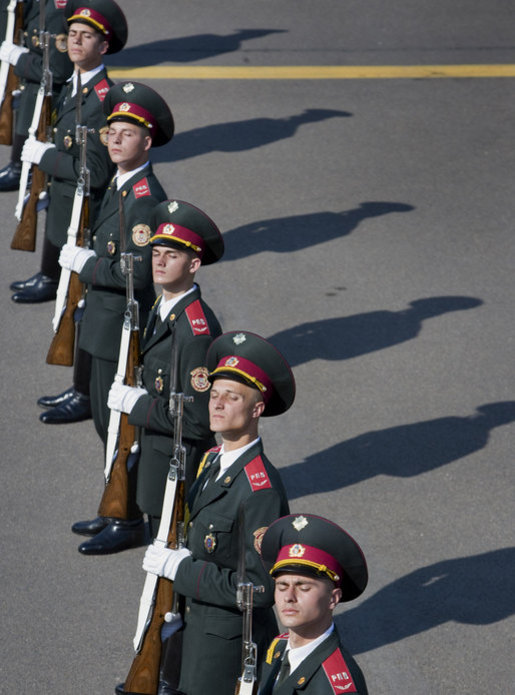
[0,41,28,65]
[108,381,147,414]
[143,543,192,580]
[21,139,55,165]
[59,243,96,273]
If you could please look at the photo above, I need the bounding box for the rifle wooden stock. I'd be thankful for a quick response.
[123,484,185,695]
[97,328,141,519]
[0,0,23,145]
[46,198,89,366]
[10,96,51,252]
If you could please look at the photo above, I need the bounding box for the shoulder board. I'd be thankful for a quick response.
[265,634,288,665]
[322,648,357,694]
[133,177,151,198]
[195,446,222,478]
[244,455,272,492]
[185,300,211,336]
[94,79,110,102]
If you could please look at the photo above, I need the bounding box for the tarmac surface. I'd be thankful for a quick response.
[0,2,513,693]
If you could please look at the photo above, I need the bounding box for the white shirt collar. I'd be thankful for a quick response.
[216,437,261,480]
[285,624,335,674]
[158,285,197,322]
[114,161,150,190]
[70,64,105,96]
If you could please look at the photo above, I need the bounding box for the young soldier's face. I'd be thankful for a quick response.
[274,573,341,638]
[67,23,108,71]
[209,378,264,438]
[107,122,152,174]
[152,245,200,293]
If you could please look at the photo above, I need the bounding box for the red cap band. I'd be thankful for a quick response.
[151,223,205,258]
[272,544,344,585]
[108,102,157,132]
[69,8,113,39]
[211,355,274,402]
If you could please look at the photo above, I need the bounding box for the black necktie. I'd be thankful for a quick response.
[274,653,290,690]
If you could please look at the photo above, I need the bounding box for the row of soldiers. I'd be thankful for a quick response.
[1,2,370,694]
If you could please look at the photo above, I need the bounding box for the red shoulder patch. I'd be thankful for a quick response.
[185,300,211,336]
[54,0,67,8]
[133,177,151,198]
[94,79,110,102]
[244,456,272,492]
[322,649,357,693]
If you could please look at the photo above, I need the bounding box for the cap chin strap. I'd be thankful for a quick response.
[271,558,341,583]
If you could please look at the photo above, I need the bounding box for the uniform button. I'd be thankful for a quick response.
[186,606,190,613]
[189,521,193,528]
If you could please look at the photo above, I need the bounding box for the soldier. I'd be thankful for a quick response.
[0,0,73,190]
[58,82,172,556]
[74,199,224,554]
[11,0,127,306]
[136,331,295,695]
[257,514,369,695]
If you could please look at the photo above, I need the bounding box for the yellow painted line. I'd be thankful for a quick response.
[107,64,515,80]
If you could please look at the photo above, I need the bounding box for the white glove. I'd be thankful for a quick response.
[59,243,96,273]
[143,544,192,580]
[0,41,28,65]
[108,381,147,414]
[21,139,55,165]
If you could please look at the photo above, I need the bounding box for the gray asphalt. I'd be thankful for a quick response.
[0,2,513,693]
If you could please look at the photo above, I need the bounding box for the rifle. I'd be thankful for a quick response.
[98,193,142,520]
[122,332,193,695]
[11,0,52,252]
[0,0,23,145]
[46,70,90,367]
[235,504,265,695]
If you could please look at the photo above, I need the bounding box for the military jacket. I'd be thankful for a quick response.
[78,164,166,362]
[172,440,290,695]
[39,67,114,247]
[14,0,73,136]
[128,286,222,515]
[258,630,368,695]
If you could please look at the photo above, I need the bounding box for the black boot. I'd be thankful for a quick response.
[78,518,147,555]
[39,390,91,424]
[71,516,111,537]
[0,161,21,191]
[11,274,58,303]
[37,386,76,409]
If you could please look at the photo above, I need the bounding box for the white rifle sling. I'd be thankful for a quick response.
[51,184,85,332]
[14,85,46,221]
[0,0,17,105]
[104,319,132,480]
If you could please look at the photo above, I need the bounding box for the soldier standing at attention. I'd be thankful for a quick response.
[75,199,224,554]
[135,331,295,695]
[257,514,369,695]
[59,81,173,552]
[0,0,73,190]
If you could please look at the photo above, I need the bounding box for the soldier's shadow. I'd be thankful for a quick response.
[219,202,414,261]
[152,108,352,163]
[105,29,287,66]
[281,401,515,498]
[268,296,483,368]
[337,547,515,654]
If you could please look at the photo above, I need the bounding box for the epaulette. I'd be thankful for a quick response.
[321,648,357,694]
[265,634,288,665]
[195,446,221,478]
[185,300,211,336]
[94,79,110,102]
[133,177,151,198]
[244,455,272,492]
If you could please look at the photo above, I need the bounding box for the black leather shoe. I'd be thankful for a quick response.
[78,518,147,555]
[71,516,110,537]
[39,391,91,424]
[0,161,21,191]
[11,274,58,303]
[10,271,46,292]
[37,386,76,409]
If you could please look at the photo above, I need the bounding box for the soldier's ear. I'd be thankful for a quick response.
[252,399,265,419]
[329,587,342,610]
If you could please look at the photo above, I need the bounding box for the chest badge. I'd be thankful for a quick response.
[63,134,73,149]
[204,533,217,553]
[154,375,164,393]
[106,240,117,256]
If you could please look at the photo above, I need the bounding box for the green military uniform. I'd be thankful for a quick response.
[258,630,368,695]
[172,440,290,695]
[13,0,73,138]
[129,286,222,516]
[78,163,166,441]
